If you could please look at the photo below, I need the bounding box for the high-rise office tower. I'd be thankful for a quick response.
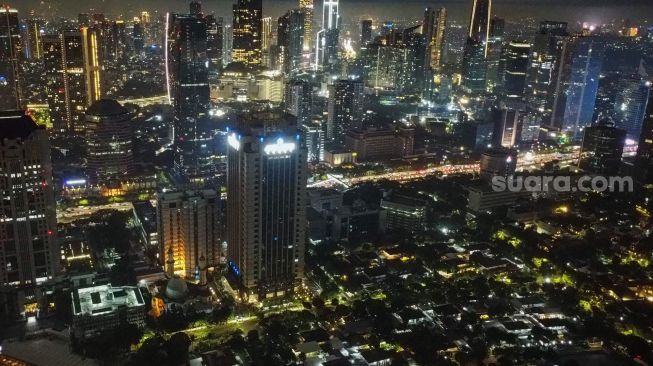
[285,78,313,124]
[422,8,447,98]
[579,120,626,175]
[0,6,22,110]
[277,9,305,74]
[166,4,213,184]
[0,112,58,309]
[612,78,650,140]
[108,20,127,62]
[261,17,272,52]
[226,111,307,300]
[327,79,364,143]
[85,100,134,182]
[157,190,222,279]
[81,27,103,105]
[24,17,45,60]
[527,21,568,116]
[360,19,373,48]
[461,0,492,94]
[43,31,88,135]
[206,15,224,82]
[315,0,340,71]
[493,106,526,147]
[132,21,145,52]
[485,16,504,90]
[551,36,606,138]
[232,0,263,67]
[502,41,531,102]
[299,0,313,53]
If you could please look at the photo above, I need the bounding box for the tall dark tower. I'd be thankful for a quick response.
[232,0,263,67]
[166,3,212,185]
[461,0,492,94]
[0,6,22,110]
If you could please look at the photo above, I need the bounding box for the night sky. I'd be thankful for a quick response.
[13,0,653,25]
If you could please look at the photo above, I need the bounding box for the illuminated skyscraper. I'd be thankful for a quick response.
[206,15,224,82]
[232,0,263,67]
[43,31,88,134]
[527,21,568,116]
[158,190,221,279]
[502,41,531,102]
[315,0,339,71]
[327,79,364,143]
[0,6,22,110]
[461,0,492,94]
[24,17,45,60]
[423,7,447,98]
[550,36,606,137]
[277,9,305,74]
[0,111,58,310]
[485,16,504,90]
[166,3,213,184]
[299,0,313,52]
[85,100,134,182]
[226,111,307,300]
[81,27,103,105]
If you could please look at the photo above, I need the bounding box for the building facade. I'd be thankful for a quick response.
[226,111,307,300]
[0,112,58,312]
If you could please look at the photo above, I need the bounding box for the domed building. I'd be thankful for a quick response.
[85,99,134,182]
[164,277,189,301]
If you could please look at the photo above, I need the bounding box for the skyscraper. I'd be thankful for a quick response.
[0,6,22,110]
[157,190,222,279]
[485,16,504,90]
[277,9,305,74]
[43,31,88,134]
[327,79,364,144]
[422,7,447,98]
[527,21,568,117]
[612,78,650,140]
[226,111,307,300]
[206,15,224,83]
[299,0,313,52]
[85,100,134,182]
[285,78,313,124]
[502,41,531,102]
[81,27,103,105]
[360,19,373,48]
[232,0,263,67]
[461,0,492,94]
[24,17,45,60]
[0,112,58,309]
[315,0,339,71]
[166,4,213,184]
[551,36,606,138]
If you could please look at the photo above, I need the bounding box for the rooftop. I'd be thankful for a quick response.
[0,111,41,140]
[72,284,145,316]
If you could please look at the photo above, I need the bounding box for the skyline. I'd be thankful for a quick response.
[14,0,653,25]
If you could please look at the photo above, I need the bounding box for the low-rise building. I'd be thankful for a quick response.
[71,284,146,339]
[345,127,414,161]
